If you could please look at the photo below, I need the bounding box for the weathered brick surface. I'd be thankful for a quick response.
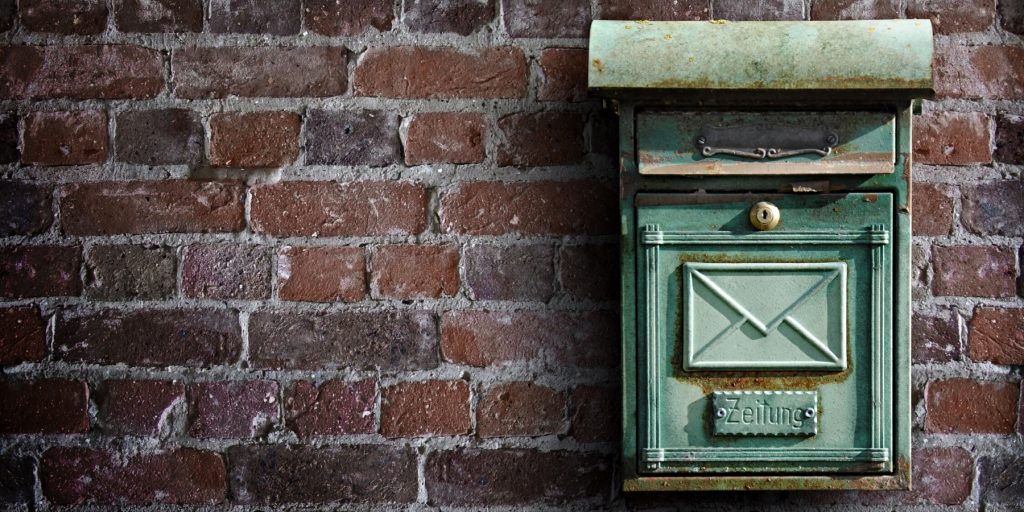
[96,379,184,436]
[84,244,177,300]
[249,310,438,370]
[924,379,1019,434]
[425,449,610,506]
[995,114,1024,163]
[188,381,278,439]
[0,181,52,236]
[403,0,494,35]
[714,0,805,20]
[22,111,108,166]
[931,245,1017,298]
[404,112,486,164]
[810,0,899,19]
[172,47,346,98]
[503,0,591,38]
[209,0,299,34]
[912,111,991,166]
[115,0,203,32]
[907,0,994,34]
[560,244,617,301]
[41,448,225,505]
[304,0,393,36]
[370,244,459,299]
[210,112,299,168]
[0,45,163,99]
[20,0,108,34]
[0,112,18,163]
[251,181,426,237]
[285,379,376,437]
[0,1,11,31]
[61,181,245,235]
[0,454,34,503]
[961,181,1024,236]
[969,307,1024,365]
[381,380,471,437]
[277,246,366,303]
[912,243,928,300]
[182,244,271,300]
[570,385,617,443]
[353,46,527,99]
[980,454,1024,504]
[440,181,616,235]
[0,306,46,365]
[0,245,81,299]
[1002,0,1024,35]
[912,310,961,363]
[115,109,203,165]
[55,309,242,367]
[538,49,588,102]
[0,379,89,434]
[497,112,585,167]
[911,183,953,236]
[464,244,555,301]
[227,445,417,504]
[935,45,1024,99]
[840,446,976,506]
[305,109,401,166]
[598,0,709,20]
[477,382,565,437]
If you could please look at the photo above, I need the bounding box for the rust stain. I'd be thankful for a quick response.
[863,193,878,202]
[591,58,604,73]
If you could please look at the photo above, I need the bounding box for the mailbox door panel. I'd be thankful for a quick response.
[635,193,893,475]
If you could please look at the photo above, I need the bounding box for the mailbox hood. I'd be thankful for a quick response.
[588,19,933,100]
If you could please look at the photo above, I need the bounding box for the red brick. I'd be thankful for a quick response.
[969,307,1024,365]
[285,379,376,437]
[560,244,618,301]
[209,0,298,35]
[404,112,486,165]
[305,0,393,36]
[278,246,365,303]
[912,111,991,166]
[84,244,177,300]
[912,183,954,236]
[0,306,45,365]
[932,245,1017,298]
[188,381,278,439]
[381,380,470,438]
[0,379,88,434]
[538,49,588,102]
[55,308,242,367]
[115,0,203,32]
[0,245,81,299]
[961,181,1024,236]
[441,181,616,235]
[570,385,617,443]
[251,181,427,237]
[0,181,51,236]
[41,448,224,505]
[96,380,184,436]
[925,379,1019,433]
[0,454,34,503]
[353,46,527,99]
[172,47,345,99]
[907,0,994,34]
[0,45,163,99]
[60,181,245,235]
[21,111,107,166]
[441,310,617,368]
[502,0,590,38]
[370,244,459,299]
[477,382,565,438]
[403,0,493,35]
[305,109,401,166]
[713,0,804,20]
[182,244,271,300]
[598,0,709,20]
[995,114,1024,164]
[912,310,961,363]
[835,446,976,506]
[20,0,108,34]
[935,45,1024,99]
[425,449,610,506]
[810,0,899,19]
[209,111,298,168]
[115,108,203,165]
[497,112,585,167]
[464,244,554,301]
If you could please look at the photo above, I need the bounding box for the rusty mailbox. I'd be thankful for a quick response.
[588,19,933,491]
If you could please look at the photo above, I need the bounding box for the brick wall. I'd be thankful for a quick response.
[0,0,1021,510]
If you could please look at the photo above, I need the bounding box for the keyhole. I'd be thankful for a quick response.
[750,202,780,230]
[760,210,769,221]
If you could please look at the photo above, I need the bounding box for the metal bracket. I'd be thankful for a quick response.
[696,124,838,160]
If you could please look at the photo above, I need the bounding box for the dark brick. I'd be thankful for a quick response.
[912,183,954,236]
[0,112,17,163]
[465,244,554,301]
[306,109,400,166]
[441,181,616,235]
[285,379,376,437]
[932,245,1016,298]
[371,244,459,299]
[22,111,107,166]
[561,244,617,301]
[0,181,52,236]
[278,246,366,303]
[172,47,345,99]
[182,244,271,300]
[0,306,46,365]
[115,109,203,165]
[935,45,1024,100]
[925,379,1019,433]
[0,0,12,31]
[811,0,899,19]
[0,45,163,100]
[598,0,709,20]
[497,112,585,167]
[980,454,1024,504]
[907,0,994,34]
[381,380,470,437]
[353,46,527,99]
[969,307,1024,365]
[188,381,278,439]
[84,244,177,300]
[0,379,88,434]
[404,112,486,165]
[441,310,617,368]
[97,380,184,436]
[477,382,565,438]
[0,245,81,299]
[1001,0,1024,35]
[912,310,960,363]
[20,0,107,34]
[227,445,417,504]
[538,49,587,102]
[503,0,590,38]
[61,181,245,235]
[425,449,610,506]
[995,114,1024,164]
[209,0,299,34]
[304,0,393,36]
[55,309,242,367]
[210,111,299,168]
[570,385,617,443]
[403,0,494,35]
[249,310,437,371]
[115,0,203,32]
[251,181,426,237]
[41,448,225,505]
[913,111,991,165]
[961,181,1024,236]
[0,455,34,503]
[713,0,804,20]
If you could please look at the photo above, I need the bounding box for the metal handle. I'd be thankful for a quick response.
[696,125,838,160]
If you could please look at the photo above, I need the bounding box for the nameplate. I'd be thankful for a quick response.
[711,390,818,436]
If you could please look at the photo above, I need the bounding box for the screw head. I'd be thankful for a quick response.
[805,409,816,419]
[825,133,839,146]
[715,408,727,418]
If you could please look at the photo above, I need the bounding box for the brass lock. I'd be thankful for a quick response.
[749,202,780,230]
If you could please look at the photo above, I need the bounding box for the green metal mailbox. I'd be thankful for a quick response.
[588,19,933,491]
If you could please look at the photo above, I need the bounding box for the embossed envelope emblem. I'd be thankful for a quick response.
[682,262,847,371]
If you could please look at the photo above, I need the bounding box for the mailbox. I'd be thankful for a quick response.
[588,20,933,491]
